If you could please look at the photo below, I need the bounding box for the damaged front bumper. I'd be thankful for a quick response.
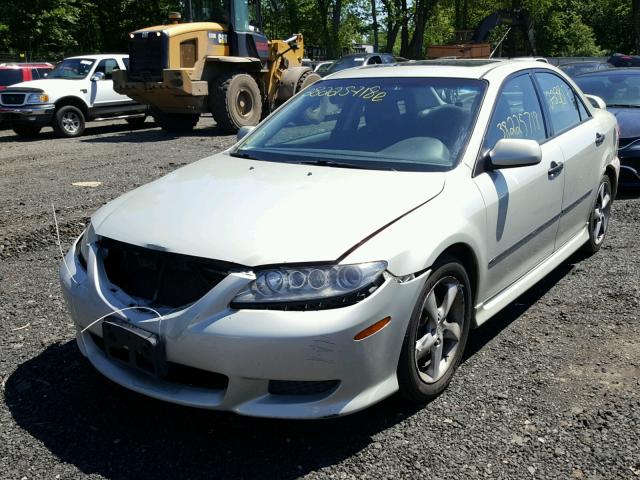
[59,237,428,419]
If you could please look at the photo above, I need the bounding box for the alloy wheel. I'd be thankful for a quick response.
[62,111,81,134]
[591,181,612,246]
[414,276,465,384]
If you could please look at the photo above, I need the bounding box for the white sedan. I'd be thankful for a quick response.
[60,60,619,418]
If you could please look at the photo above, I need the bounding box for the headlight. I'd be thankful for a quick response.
[26,93,49,104]
[77,223,95,268]
[231,261,387,310]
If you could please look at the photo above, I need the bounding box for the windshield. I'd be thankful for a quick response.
[235,77,487,172]
[0,69,22,87]
[327,57,366,74]
[189,0,232,25]
[575,73,640,107]
[47,58,95,79]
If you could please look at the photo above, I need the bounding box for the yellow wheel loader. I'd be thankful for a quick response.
[113,0,320,133]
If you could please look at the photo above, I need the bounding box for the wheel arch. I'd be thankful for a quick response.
[432,242,480,308]
[604,164,618,199]
[54,96,89,118]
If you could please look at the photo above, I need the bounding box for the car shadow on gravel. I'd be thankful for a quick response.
[4,256,580,480]
[79,124,230,144]
[0,122,157,142]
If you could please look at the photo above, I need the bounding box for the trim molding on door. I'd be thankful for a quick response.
[488,189,592,269]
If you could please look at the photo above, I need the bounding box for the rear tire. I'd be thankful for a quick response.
[152,109,199,133]
[581,174,612,254]
[397,256,472,403]
[125,116,147,128]
[211,72,262,134]
[53,105,85,138]
[13,125,41,138]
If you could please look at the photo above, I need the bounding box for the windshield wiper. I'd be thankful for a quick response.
[292,159,375,170]
[230,151,259,160]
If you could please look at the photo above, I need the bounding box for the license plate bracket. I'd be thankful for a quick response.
[102,317,167,378]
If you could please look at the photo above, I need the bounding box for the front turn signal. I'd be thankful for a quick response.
[354,317,391,341]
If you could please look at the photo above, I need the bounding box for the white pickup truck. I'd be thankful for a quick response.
[0,54,149,138]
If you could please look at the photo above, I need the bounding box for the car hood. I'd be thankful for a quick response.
[91,153,445,266]
[607,107,640,140]
[3,79,80,93]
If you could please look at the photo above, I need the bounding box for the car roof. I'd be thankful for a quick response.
[65,54,128,61]
[324,59,553,80]
[0,63,53,69]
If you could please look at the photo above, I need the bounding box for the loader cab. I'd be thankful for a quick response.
[187,0,269,63]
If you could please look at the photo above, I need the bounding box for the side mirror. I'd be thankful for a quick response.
[237,126,256,141]
[584,94,606,110]
[488,138,542,169]
[91,71,105,82]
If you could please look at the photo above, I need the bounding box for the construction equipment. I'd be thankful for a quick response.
[113,0,320,133]
[427,9,536,59]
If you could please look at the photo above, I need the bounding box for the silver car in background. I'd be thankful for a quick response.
[60,60,619,418]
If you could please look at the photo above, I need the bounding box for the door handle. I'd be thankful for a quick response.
[548,161,564,177]
[595,132,605,146]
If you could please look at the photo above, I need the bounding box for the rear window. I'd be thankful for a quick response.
[575,72,640,108]
[0,69,23,87]
[236,77,487,172]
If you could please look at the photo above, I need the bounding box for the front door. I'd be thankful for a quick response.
[474,72,565,300]
[90,58,131,108]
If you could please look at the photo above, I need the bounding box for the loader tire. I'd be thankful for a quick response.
[211,72,262,134]
[295,70,321,94]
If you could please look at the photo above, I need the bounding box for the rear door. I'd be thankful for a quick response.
[473,72,565,299]
[534,71,602,248]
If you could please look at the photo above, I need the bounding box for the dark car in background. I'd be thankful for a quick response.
[0,63,54,91]
[560,61,612,78]
[574,68,640,188]
[324,53,397,75]
[608,53,640,68]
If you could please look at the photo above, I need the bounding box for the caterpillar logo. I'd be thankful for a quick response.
[208,32,228,44]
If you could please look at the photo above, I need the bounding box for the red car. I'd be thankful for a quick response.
[0,63,54,91]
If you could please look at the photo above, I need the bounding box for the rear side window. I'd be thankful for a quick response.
[0,69,23,87]
[35,67,52,78]
[122,58,129,70]
[535,72,581,135]
[483,74,546,151]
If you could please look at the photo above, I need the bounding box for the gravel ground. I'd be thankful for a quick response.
[0,118,639,480]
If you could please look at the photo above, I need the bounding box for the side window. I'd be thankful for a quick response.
[94,59,118,80]
[122,58,129,70]
[30,68,40,79]
[576,94,590,121]
[382,54,395,64]
[483,74,546,152]
[367,56,381,65]
[36,68,52,78]
[535,72,581,134]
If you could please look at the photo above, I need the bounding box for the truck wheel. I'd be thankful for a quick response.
[53,105,86,138]
[211,72,262,134]
[152,109,199,133]
[125,116,147,128]
[13,125,42,138]
[295,70,321,94]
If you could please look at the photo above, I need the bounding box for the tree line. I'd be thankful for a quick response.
[0,0,638,61]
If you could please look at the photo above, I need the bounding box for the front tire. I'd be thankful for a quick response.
[581,175,612,254]
[397,257,472,403]
[211,72,262,133]
[13,125,41,138]
[53,105,85,138]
